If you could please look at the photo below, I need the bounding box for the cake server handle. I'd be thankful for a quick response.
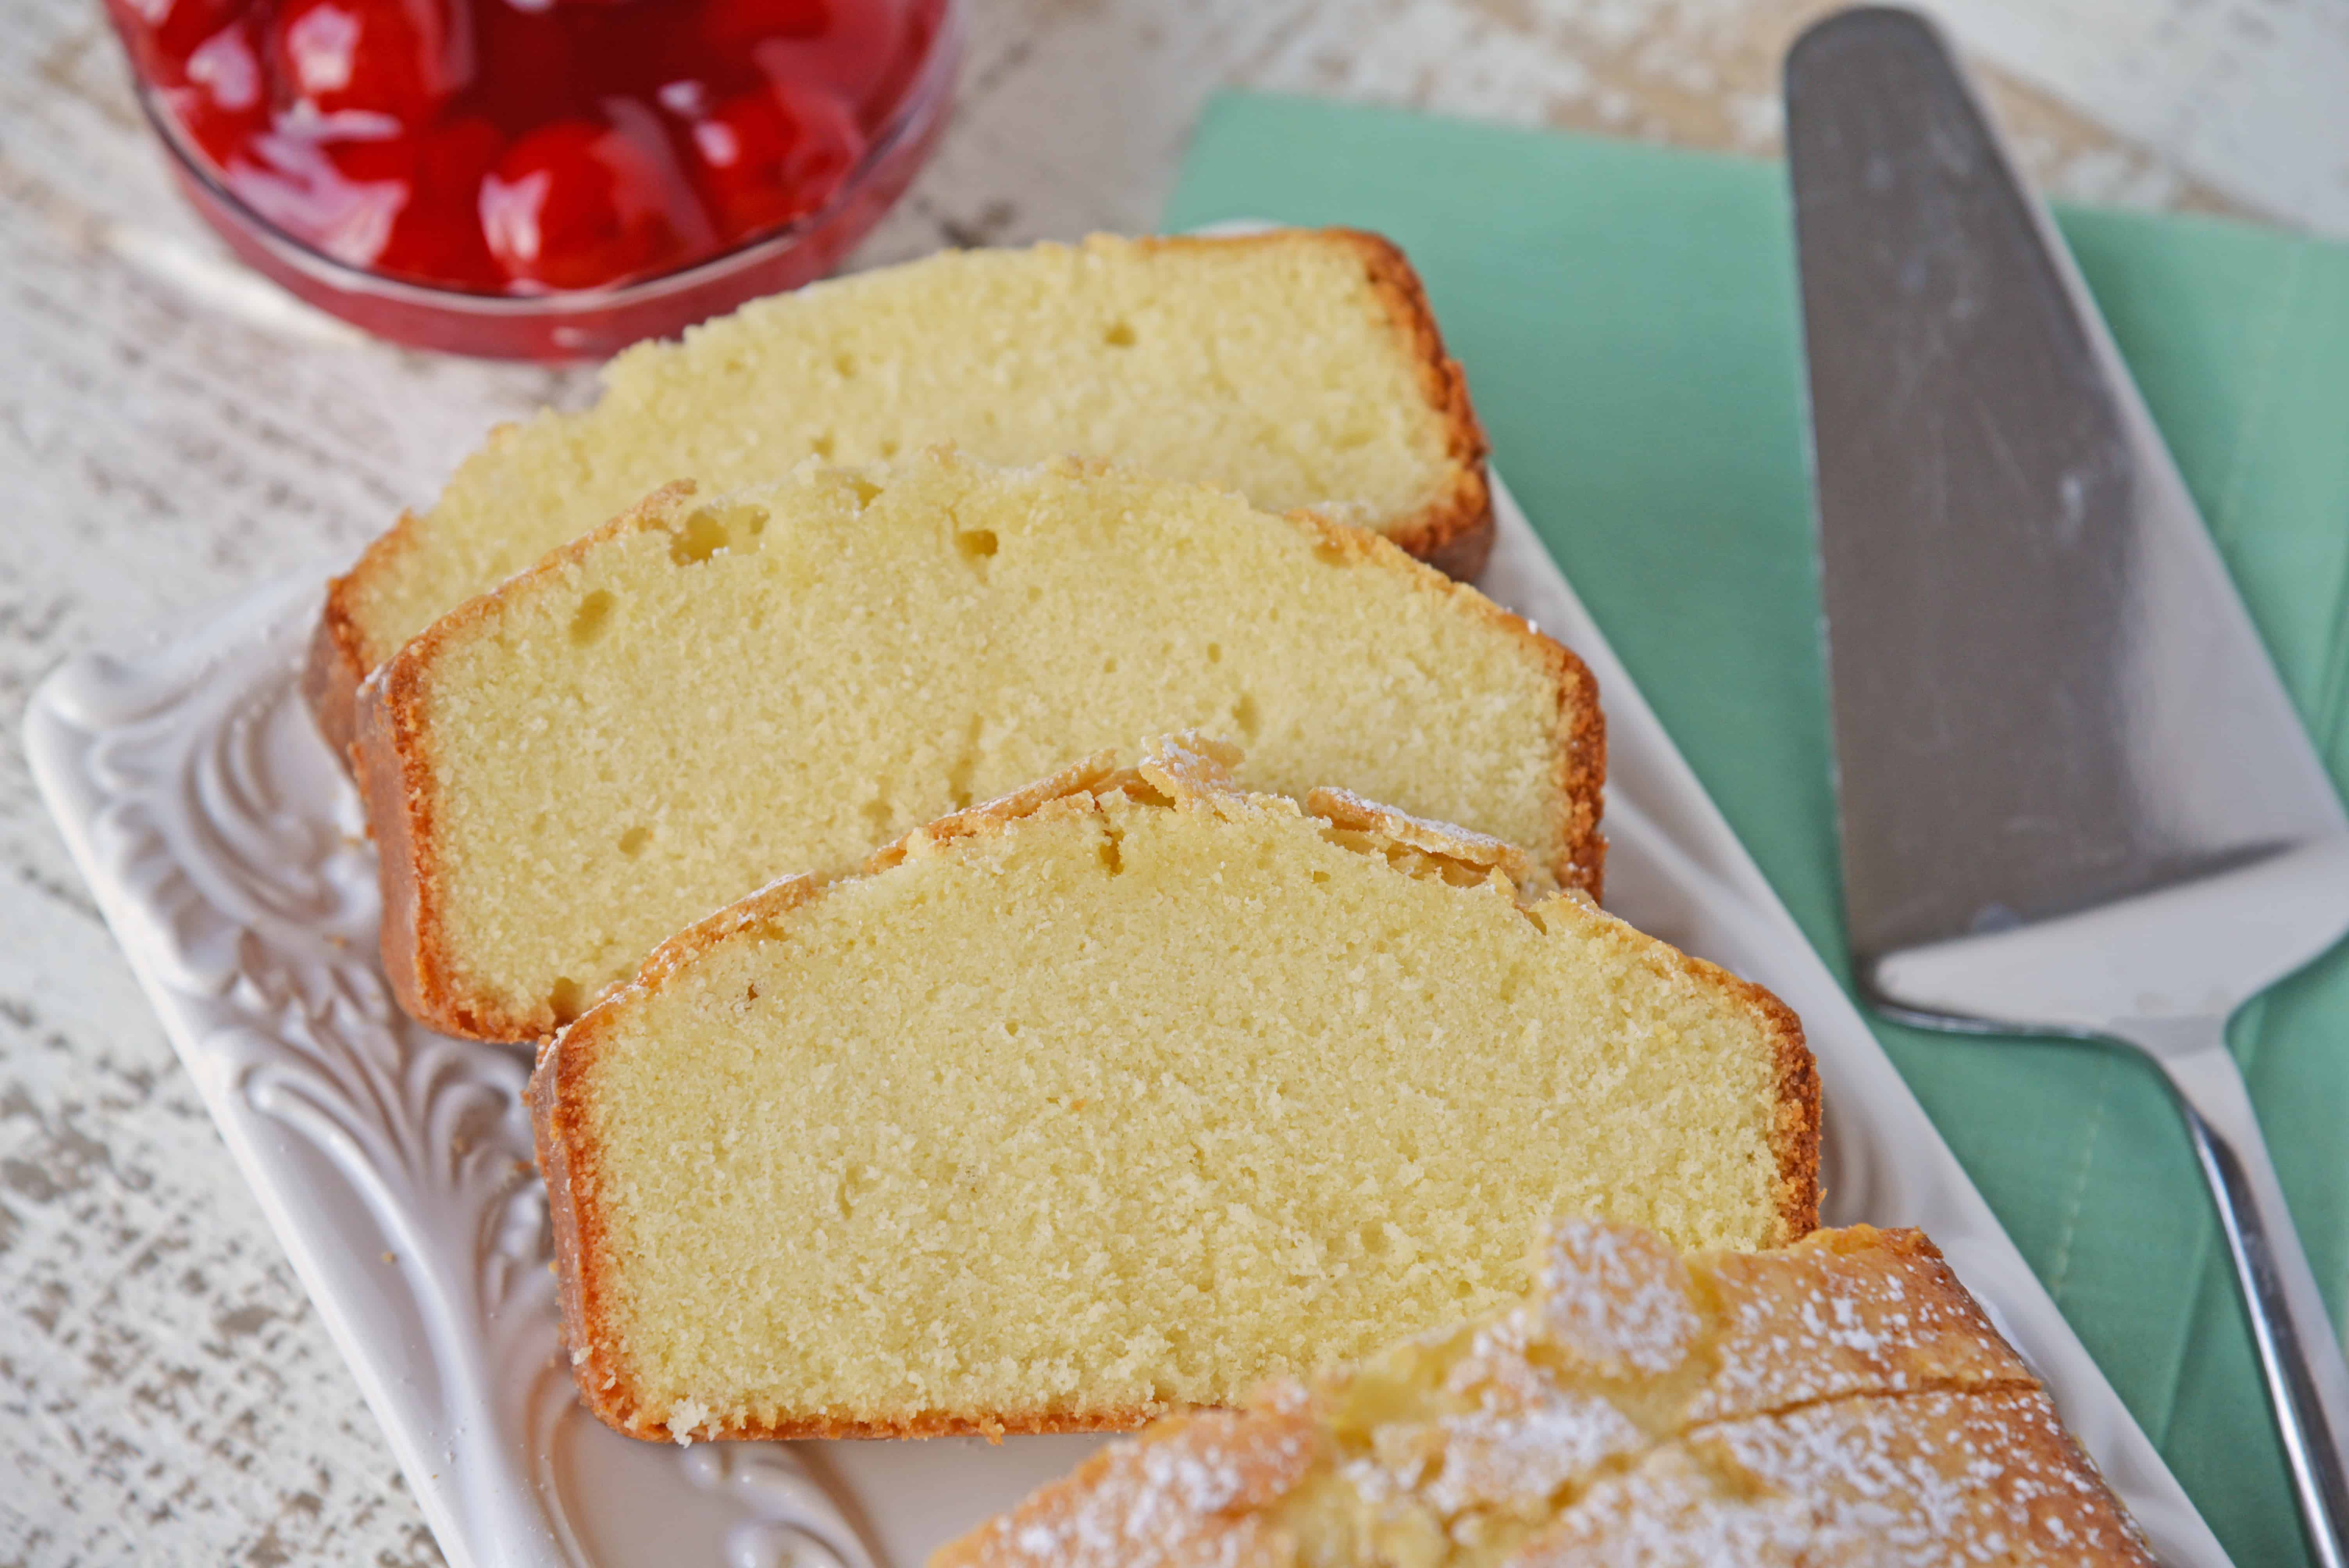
[2120,1014,2349,1568]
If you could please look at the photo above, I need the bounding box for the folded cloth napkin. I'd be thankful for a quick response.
[1167,89,2349,1567]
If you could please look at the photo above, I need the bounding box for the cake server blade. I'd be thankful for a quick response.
[1786,9,2349,1564]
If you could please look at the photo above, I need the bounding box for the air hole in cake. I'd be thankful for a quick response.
[847,476,883,508]
[670,511,731,565]
[1103,321,1136,347]
[1233,692,1262,740]
[945,720,983,810]
[955,529,998,565]
[1206,642,1223,664]
[834,353,856,378]
[1098,829,1125,877]
[1102,656,1119,675]
[548,976,584,1024]
[837,1164,874,1219]
[861,796,893,834]
[1310,870,1330,885]
[617,826,651,856]
[878,439,900,458]
[568,590,616,647]
[668,503,769,563]
[1314,540,1350,568]
[810,434,836,459]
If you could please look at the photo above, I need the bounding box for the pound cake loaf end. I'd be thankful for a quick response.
[311,228,1491,754]
[528,736,1814,1445]
[358,451,1600,1043]
[935,1217,2153,1568]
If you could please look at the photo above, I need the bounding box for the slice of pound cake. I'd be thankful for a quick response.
[527,736,1817,1443]
[312,229,1490,753]
[358,451,1601,1042]
[936,1218,2153,1568]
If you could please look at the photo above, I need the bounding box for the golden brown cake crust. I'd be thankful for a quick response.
[353,656,434,1033]
[1756,981,1820,1242]
[1275,506,1606,900]
[1307,228,1495,578]
[528,740,1809,1445]
[304,228,1496,755]
[1543,914,1814,1243]
[355,462,1604,1043]
[304,590,370,764]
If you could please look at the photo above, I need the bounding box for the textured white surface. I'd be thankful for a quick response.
[4,0,2343,1561]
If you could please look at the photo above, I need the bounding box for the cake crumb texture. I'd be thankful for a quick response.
[366,452,1599,1042]
[935,1219,2152,1568]
[528,739,1812,1444]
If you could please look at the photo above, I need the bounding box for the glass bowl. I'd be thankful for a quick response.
[125,0,962,362]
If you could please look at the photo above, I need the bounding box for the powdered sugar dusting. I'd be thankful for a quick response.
[1536,1219,1699,1376]
[1707,1390,2154,1565]
[1510,1445,1814,1567]
[1417,1305,1648,1512]
[947,1408,1317,1568]
[1424,1388,1647,1512]
[1511,1391,2151,1567]
[1691,1238,2033,1424]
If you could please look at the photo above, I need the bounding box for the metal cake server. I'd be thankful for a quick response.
[1786,9,2349,1563]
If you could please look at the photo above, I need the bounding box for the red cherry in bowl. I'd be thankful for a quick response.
[215,114,499,288]
[273,0,471,128]
[223,127,416,269]
[747,0,904,121]
[163,16,269,165]
[700,0,828,53]
[465,0,584,133]
[481,112,709,290]
[374,116,505,288]
[108,0,250,84]
[679,77,864,242]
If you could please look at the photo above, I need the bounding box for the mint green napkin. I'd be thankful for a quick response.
[1167,90,2349,1565]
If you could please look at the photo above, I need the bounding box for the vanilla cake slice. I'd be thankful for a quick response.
[357,451,1602,1042]
[527,736,1818,1443]
[311,229,1491,754]
[937,1217,2151,1568]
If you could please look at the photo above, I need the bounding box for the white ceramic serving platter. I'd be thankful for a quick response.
[26,478,2231,1568]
